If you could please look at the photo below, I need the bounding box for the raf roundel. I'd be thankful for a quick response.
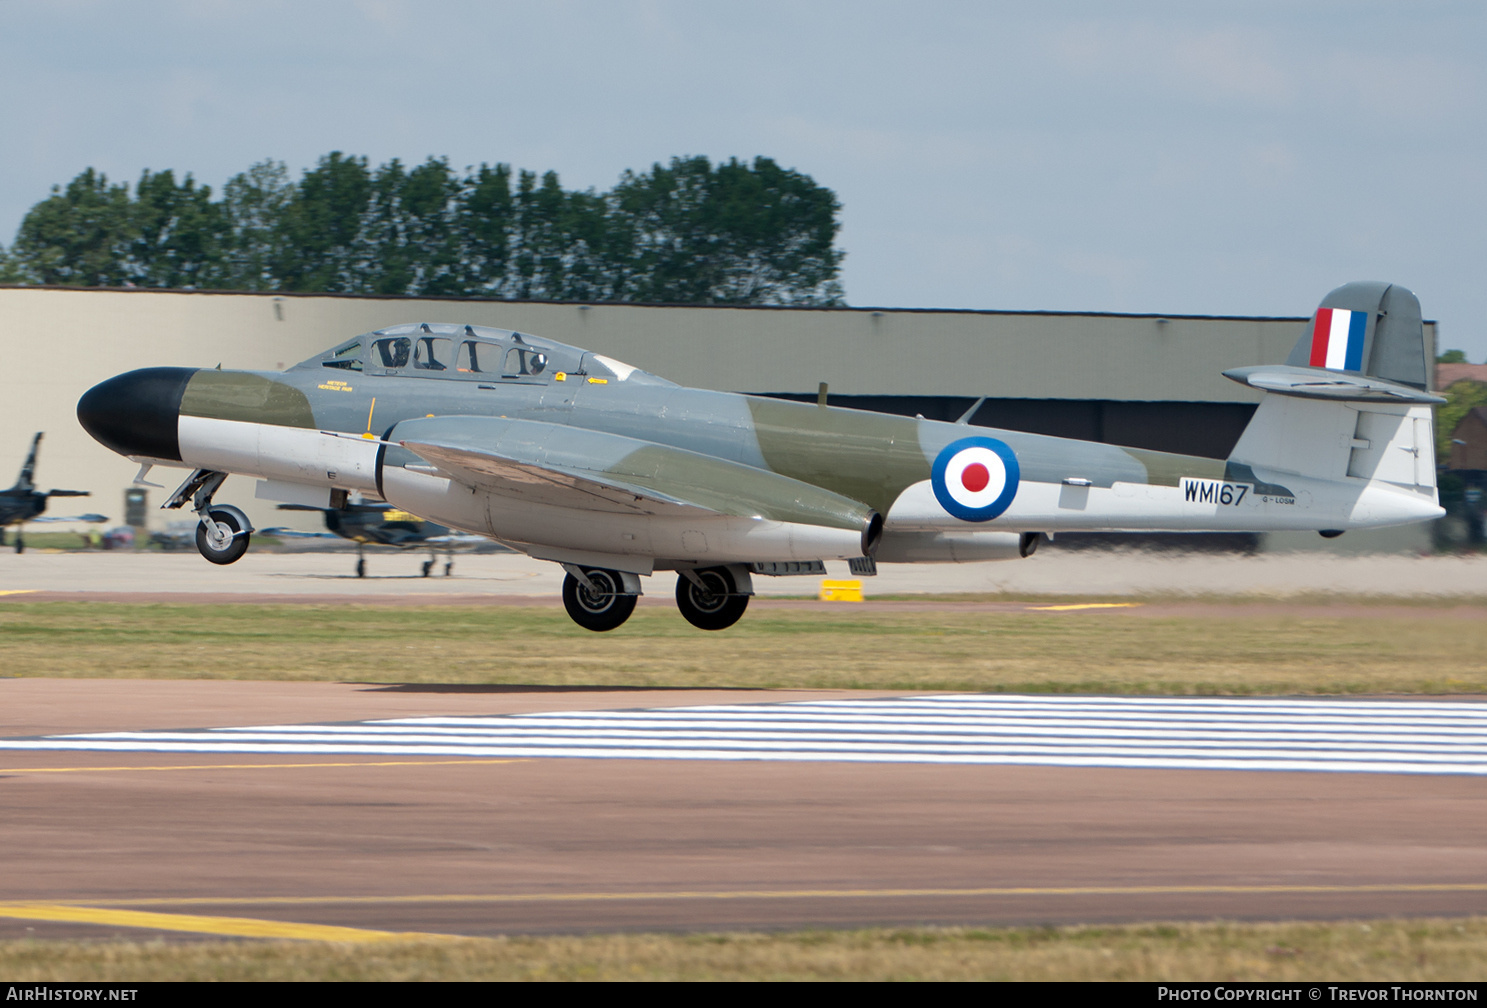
[931,436,1021,522]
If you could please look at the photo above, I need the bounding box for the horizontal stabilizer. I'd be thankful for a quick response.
[1223,365,1444,404]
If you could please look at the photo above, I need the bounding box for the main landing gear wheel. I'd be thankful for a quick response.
[195,507,250,565]
[562,568,637,632]
[675,567,749,631]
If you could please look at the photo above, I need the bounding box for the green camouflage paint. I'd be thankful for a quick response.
[182,371,316,428]
[745,397,929,514]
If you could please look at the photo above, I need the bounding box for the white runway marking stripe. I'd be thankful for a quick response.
[3,694,1485,775]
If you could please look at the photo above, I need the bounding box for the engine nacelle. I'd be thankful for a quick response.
[876,529,1035,563]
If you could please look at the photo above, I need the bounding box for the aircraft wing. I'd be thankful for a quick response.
[395,415,874,530]
[423,534,490,546]
[401,438,710,517]
[259,526,340,539]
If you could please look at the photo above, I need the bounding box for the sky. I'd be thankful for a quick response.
[2,0,1485,358]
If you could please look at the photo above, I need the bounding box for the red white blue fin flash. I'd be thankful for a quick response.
[1308,307,1367,372]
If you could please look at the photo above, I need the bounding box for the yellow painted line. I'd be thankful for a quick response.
[1027,602,1141,611]
[15,881,1487,910]
[0,904,448,942]
[0,759,528,774]
[0,590,36,596]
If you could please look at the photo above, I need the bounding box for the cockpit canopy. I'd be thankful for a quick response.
[291,322,671,386]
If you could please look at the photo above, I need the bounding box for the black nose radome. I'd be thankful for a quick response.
[77,367,196,462]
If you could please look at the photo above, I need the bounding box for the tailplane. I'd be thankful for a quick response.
[1223,283,1443,529]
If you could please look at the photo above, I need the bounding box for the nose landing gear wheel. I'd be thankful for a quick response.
[562,568,637,632]
[195,507,250,565]
[675,567,749,631]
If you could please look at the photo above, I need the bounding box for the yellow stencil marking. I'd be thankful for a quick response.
[0,904,446,942]
[1027,603,1141,611]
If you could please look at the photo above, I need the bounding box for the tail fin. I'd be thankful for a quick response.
[11,433,41,493]
[1285,281,1430,389]
[1223,283,1443,528]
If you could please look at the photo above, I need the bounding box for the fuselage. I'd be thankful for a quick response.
[76,322,1443,572]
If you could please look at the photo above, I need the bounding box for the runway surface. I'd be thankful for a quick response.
[6,694,1487,776]
[3,548,1485,599]
[1,681,1484,941]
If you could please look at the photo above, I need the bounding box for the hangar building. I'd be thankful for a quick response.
[0,286,1440,552]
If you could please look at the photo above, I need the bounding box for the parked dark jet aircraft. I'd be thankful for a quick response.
[0,433,98,552]
[77,282,1444,630]
[269,496,487,577]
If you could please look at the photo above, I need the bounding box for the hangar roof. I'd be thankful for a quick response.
[5,285,1435,405]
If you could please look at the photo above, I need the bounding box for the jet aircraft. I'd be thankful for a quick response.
[77,282,1444,630]
[0,433,99,552]
[269,496,489,577]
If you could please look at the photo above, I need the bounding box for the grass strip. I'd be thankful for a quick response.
[2,601,1486,694]
[1,918,1484,981]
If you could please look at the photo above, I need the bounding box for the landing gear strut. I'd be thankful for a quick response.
[675,566,750,631]
[165,469,253,565]
[561,566,639,631]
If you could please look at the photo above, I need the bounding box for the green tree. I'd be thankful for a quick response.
[458,163,516,296]
[128,169,225,288]
[10,169,137,286]
[1438,349,1469,364]
[1437,380,1487,461]
[355,157,466,297]
[0,244,19,284]
[508,170,618,301]
[8,153,848,305]
[611,156,844,305]
[219,160,295,290]
[276,152,372,292]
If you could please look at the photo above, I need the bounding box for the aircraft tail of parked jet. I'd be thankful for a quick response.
[7,433,41,493]
[1,433,96,551]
